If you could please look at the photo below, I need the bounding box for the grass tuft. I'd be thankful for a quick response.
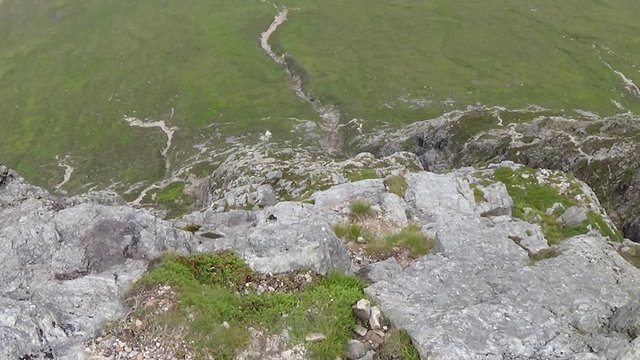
[333,223,366,242]
[350,200,373,217]
[376,329,421,360]
[369,224,434,258]
[346,168,379,182]
[472,186,485,203]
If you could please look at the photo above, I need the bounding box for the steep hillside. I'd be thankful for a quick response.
[1,0,639,200]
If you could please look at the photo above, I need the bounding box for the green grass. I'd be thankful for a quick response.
[2,0,640,196]
[350,200,373,217]
[334,222,434,259]
[346,168,379,182]
[333,223,367,242]
[0,0,315,192]
[132,252,365,359]
[376,329,420,360]
[147,182,193,219]
[275,0,640,124]
[384,175,408,198]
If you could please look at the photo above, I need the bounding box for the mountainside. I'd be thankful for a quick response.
[1,0,639,205]
[3,160,640,359]
[3,1,640,359]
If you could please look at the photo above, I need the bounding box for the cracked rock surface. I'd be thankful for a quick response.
[365,171,640,360]
[2,161,640,359]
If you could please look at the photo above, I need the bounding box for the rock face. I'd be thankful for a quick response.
[2,160,640,359]
[0,166,351,359]
[0,167,196,359]
[364,170,640,360]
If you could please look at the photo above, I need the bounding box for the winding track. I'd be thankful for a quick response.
[260,8,342,154]
[54,155,74,191]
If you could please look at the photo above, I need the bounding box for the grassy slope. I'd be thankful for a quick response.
[0,0,314,190]
[1,0,640,193]
[275,0,640,124]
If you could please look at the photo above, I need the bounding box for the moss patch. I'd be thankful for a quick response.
[181,224,201,233]
[492,166,623,244]
[129,252,365,359]
[529,247,561,264]
[384,175,408,198]
[620,246,640,268]
[472,186,486,203]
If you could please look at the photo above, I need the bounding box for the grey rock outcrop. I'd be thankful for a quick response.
[559,206,588,227]
[364,170,640,360]
[611,298,640,338]
[0,167,351,358]
[3,158,640,360]
[0,168,196,359]
[366,110,640,241]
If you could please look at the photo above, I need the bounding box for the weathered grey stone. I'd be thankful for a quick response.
[242,222,351,275]
[353,324,368,337]
[559,206,588,227]
[3,161,638,359]
[352,299,371,322]
[256,184,277,207]
[618,337,640,360]
[358,350,376,360]
[611,298,640,338]
[357,258,403,283]
[380,192,409,226]
[312,179,386,210]
[345,340,366,360]
[0,167,352,358]
[365,170,640,360]
[304,333,327,342]
[369,306,382,330]
[474,182,513,217]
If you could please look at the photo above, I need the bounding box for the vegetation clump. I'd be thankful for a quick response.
[472,186,486,203]
[334,222,433,261]
[376,329,421,360]
[384,175,408,198]
[346,168,379,182]
[333,223,368,242]
[126,252,365,359]
[492,166,622,244]
[147,182,193,219]
[369,224,434,258]
[350,200,373,217]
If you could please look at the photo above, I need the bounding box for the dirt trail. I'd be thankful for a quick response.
[123,111,179,206]
[260,8,342,154]
[124,113,177,159]
[54,155,74,191]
